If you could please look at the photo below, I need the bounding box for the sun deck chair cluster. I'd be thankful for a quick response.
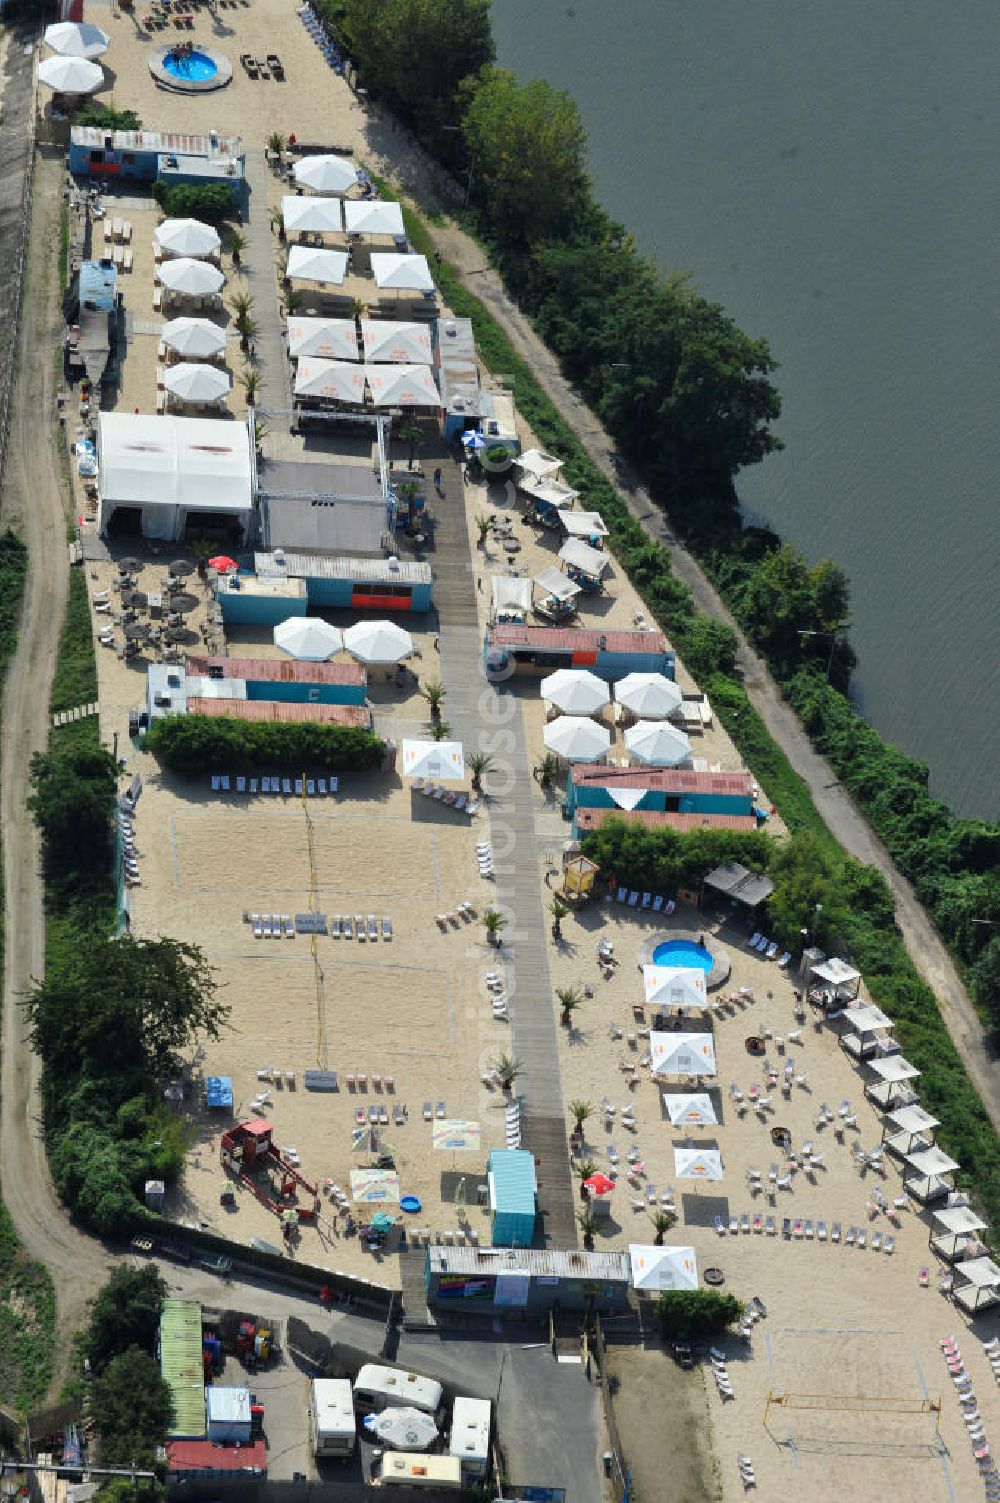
[211,774,339,796]
[345,1072,397,1099]
[505,1097,522,1148]
[941,1336,999,1489]
[476,842,495,878]
[413,778,480,815]
[484,970,509,1020]
[736,1453,756,1490]
[328,913,391,941]
[615,887,676,914]
[435,901,476,929]
[745,930,790,965]
[247,913,297,939]
[709,1349,734,1399]
[120,807,141,888]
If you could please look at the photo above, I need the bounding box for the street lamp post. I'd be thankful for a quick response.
[798,622,849,689]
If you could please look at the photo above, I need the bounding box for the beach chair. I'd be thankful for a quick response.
[304,779,315,796]
[282,778,292,795]
[665,899,676,914]
[754,935,768,951]
[857,1228,867,1249]
[884,1235,895,1255]
[765,941,779,959]
[793,1219,804,1239]
[714,1215,726,1235]
[747,931,762,948]
[343,915,354,938]
[804,1220,814,1240]
[329,777,339,793]
[729,1216,739,1235]
[221,775,230,791]
[782,1217,791,1238]
[249,778,258,795]
[465,799,480,816]
[436,1100,446,1117]
[295,778,303,796]
[211,775,221,791]
[423,1101,432,1120]
[381,917,392,941]
[330,915,341,938]
[354,914,365,941]
[378,1104,388,1124]
[752,1213,762,1233]
[652,895,664,912]
[252,917,262,938]
[871,1231,882,1252]
[317,778,327,795]
[817,1220,827,1241]
[641,892,652,908]
[777,951,791,968]
[607,1145,619,1166]
[765,1216,776,1236]
[628,890,639,906]
[368,1105,378,1125]
[236,775,246,793]
[355,1107,365,1126]
[261,776,271,793]
[368,915,378,940]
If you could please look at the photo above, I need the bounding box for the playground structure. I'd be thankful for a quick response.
[220,1118,318,1222]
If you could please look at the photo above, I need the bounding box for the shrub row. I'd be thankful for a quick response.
[143,713,385,775]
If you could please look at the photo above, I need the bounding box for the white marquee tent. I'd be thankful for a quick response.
[365,363,440,408]
[287,317,359,362]
[281,195,343,237]
[662,1092,718,1127]
[155,217,221,259]
[344,199,406,238]
[543,715,611,763]
[97,412,252,542]
[673,1148,724,1182]
[401,740,465,781]
[643,965,708,1011]
[370,253,435,292]
[629,1244,699,1293]
[286,245,349,285]
[361,320,433,364]
[649,1031,717,1077]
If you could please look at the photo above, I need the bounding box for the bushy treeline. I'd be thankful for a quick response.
[144,713,385,775]
[82,1267,172,1490]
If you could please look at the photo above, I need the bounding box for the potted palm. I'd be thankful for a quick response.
[556,985,585,1027]
[494,1053,522,1093]
[428,719,451,742]
[568,1099,592,1152]
[420,680,446,720]
[399,419,424,470]
[649,1209,678,1246]
[482,908,507,948]
[533,753,560,787]
[468,752,493,792]
[576,1208,599,1250]
[476,515,491,548]
[550,897,569,940]
[574,1158,598,1201]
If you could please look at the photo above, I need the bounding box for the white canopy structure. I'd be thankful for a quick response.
[673,1148,724,1182]
[156,257,225,297]
[662,1093,718,1127]
[160,316,227,360]
[905,1145,959,1203]
[543,715,611,763]
[44,21,110,58]
[38,54,104,93]
[953,1257,1000,1313]
[540,668,609,716]
[650,1032,717,1077]
[288,317,359,362]
[517,448,564,483]
[365,363,440,408]
[867,1055,920,1083]
[293,153,358,194]
[97,413,252,543]
[286,245,349,285]
[533,567,582,603]
[370,253,435,292]
[155,217,221,259]
[624,719,692,767]
[430,1119,481,1151]
[273,617,344,661]
[344,619,413,664]
[366,1408,438,1451]
[281,195,343,237]
[559,537,608,580]
[643,965,708,1012]
[560,510,609,539]
[491,576,531,620]
[614,672,684,720]
[344,199,406,238]
[882,1103,939,1156]
[361,319,433,364]
[401,740,465,782]
[930,1204,988,1262]
[162,362,231,405]
[812,957,862,998]
[629,1244,699,1293]
[865,1052,921,1110]
[843,1003,894,1033]
[523,477,580,509]
[294,358,366,404]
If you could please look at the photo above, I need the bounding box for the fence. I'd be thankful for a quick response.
[593,1316,630,1503]
[0,37,38,501]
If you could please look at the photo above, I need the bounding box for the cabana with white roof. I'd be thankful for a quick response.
[97,412,252,543]
[524,477,581,516]
[365,363,440,410]
[881,1103,939,1158]
[516,448,564,484]
[559,536,608,587]
[643,965,707,1012]
[952,1256,1000,1314]
[673,1148,723,1182]
[650,1032,716,1078]
[864,1053,921,1110]
[662,1093,718,1127]
[287,317,359,362]
[904,1145,959,1204]
[839,1003,897,1060]
[559,510,609,540]
[490,575,531,625]
[370,253,435,294]
[361,320,433,364]
[343,199,406,240]
[629,1244,699,1293]
[286,245,349,286]
[294,358,366,405]
[532,567,581,618]
[281,196,344,239]
[929,1204,989,1264]
[809,956,862,1002]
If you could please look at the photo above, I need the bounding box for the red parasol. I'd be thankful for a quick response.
[208,555,238,574]
[583,1172,616,1197]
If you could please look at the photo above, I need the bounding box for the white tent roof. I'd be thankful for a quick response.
[344,199,406,238]
[867,1055,920,1082]
[366,1407,438,1450]
[629,1244,699,1293]
[281,195,343,236]
[955,1256,1000,1289]
[813,958,861,986]
[643,965,707,1011]
[491,576,531,615]
[286,244,349,285]
[905,1146,959,1176]
[273,617,344,661]
[401,740,465,781]
[662,1092,718,1127]
[98,413,251,513]
[650,1032,717,1077]
[540,668,609,716]
[293,153,358,194]
[294,358,366,403]
[156,257,225,295]
[624,719,692,767]
[674,1148,724,1181]
[287,317,359,362]
[560,510,609,539]
[45,20,110,57]
[365,363,440,408]
[155,217,221,258]
[162,362,231,403]
[517,448,564,482]
[614,673,684,720]
[886,1105,939,1135]
[932,1205,986,1235]
[533,567,582,602]
[344,619,413,664]
[559,537,608,578]
[361,319,433,364]
[370,253,435,292]
[521,477,579,508]
[160,316,227,359]
[842,1003,894,1033]
[543,715,611,763]
[607,787,647,811]
[38,54,104,92]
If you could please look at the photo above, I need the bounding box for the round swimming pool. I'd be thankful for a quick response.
[652,938,715,973]
[149,43,232,92]
[162,48,219,82]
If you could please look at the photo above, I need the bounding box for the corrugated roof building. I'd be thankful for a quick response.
[159,1298,205,1439]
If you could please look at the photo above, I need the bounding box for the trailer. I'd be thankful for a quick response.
[220,1119,318,1220]
[311,1378,356,1459]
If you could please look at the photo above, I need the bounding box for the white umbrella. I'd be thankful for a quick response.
[288,317,359,362]
[344,619,413,664]
[650,1031,717,1077]
[370,253,435,292]
[155,217,221,259]
[160,317,227,359]
[629,1244,699,1293]
[662,1093,718,1128]
[281,195,343,236]
[293,154,358,194]
[294,358,366,403]
[624,718,691,766]
[157,257,225,296]
[360,319,433,364]
[286,244,349,285]
[614,672,684,720]
[365,1407,438,1451]
[674,1148,724,1182]
[543,715,611,763]
[163,363,231,404]
[540,668,609,716]
[273,617,344,661]
[344,199,406,238]
[44,21,110,58]
[643,965,707,1011]
[364,363,440,408]
[401,740,465,781]
[38,55,104,93]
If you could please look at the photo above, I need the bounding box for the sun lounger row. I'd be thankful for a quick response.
[414,779,479,814]
[249,913,296,939]
[436,902,477,928]
[941,1340,997,1482]
[211,774,339,795]
[615,888,676,913]
[330,914,391,941]
[422,1101,448,1119]
[505,1097,522,1149]
[408,1227,480,1247]
[355,1103,396,1127]
[745,931,791,964]
[476,842,495,878]
[710,1353,734,1400]
[345,1071,395,1092]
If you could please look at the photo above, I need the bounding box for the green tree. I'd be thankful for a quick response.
[765,832,846,950]
[398,419,424,469]
[549,896,569,939]
[91,1347,174,1467]
[468,752,493,791]
[482,908,507,946]
[493,1053,522,1090]
[95,1480,165,1503]
[649,1208,677,1245]
[653,1289,744,1338]
[576,1208,598,1247]
[152,181,236,224]
[419,680,446,718]
[76,103,142,131]
[83,1265,168,1374]
[972,937,1000,1033]
[28,745,117,880]
[556,985,585,1025]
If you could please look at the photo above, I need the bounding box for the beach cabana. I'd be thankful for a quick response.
[558,537,608,586]
[491,575,531,624]
[810,956,862,1002]
[360,319,433,364]
[650,1031,717,1078]
[281,195,343,238]
[44,20,110,57]
[952,1256,1000,1314]
[543,715,611,764]
[929,1204,988,1263]
[344,199,406,240]
[273,617,344,661]
[344,619,413,665]
[540,668,609,717]
[370,253,435,293]
[629,1244,699,1293]
[286,245,349,286]
[287,317,359,362]
[156,257,225,298]
[904,1145,959,1204]
[673,1148,723,1182]
[614,672,683,721]
[38,55,104,94]
[294,358,366,404]
[155,218,221,259]
[643,965,707,1012]
[662,1092,718,1127]
[364,363,440,409]
[163,363,230,406]
[160,317,227,360]
[624,719,692,768]
[293,154,358,194]
[517,448,564,484]
[560,510,609,540]
[881,1103,939,1157]
[864,1053,921,1110]
[401,739,465,782]
[839,1002,897,1060]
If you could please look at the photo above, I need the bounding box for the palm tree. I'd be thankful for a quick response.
[476,516,491,547]
[239,367,260,405]
[493,1052,522,1091]
[351,296,368,324]
[191,536,213,580]
[533,753,560,787]
[266,129,286,158]
[419,680,446,719]
[428,718,451,742]
[569,1100,593,1133]
[573,1158,597,1200]
[576,1208,599,1249]
[283,286,304,315]
[649,1209,678,1246]
[556,985,585,1026]
[468,752,493,792]
[482,908,507,947]
[229,287,253,327]
[550,896,569,940]
[227,228,246,266]
[399,420,424,470]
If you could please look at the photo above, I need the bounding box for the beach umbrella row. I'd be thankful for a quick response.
[163,362,231,404]
[161,317,227,360]
[157,257,225,297]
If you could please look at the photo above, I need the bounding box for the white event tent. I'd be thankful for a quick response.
[370,253,435,292]
[650,1032,716,1077]
[401,740,465,781]
[293,154,358,194]
[97,413,252,542]
[155,217,221,259]
[629,1245,699,1293]
[361,320,433,364]
[294,358,366,404]
[286,245,349,285]
[281,195,343,237]
[662,1093,718,1127]
[273,618,344,661]
[643,965,707,1012]
[673,1148,724,1182]
[365,364,440,408]
[287,317,359,362]
[543,715,611,763]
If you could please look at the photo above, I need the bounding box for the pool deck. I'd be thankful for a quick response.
[637,927,731,990]
[148,43,233,93]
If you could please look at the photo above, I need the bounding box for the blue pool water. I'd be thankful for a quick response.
[163,49,218,82]
[652,939,714,973]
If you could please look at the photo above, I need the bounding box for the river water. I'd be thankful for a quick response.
[492,0,1000,818]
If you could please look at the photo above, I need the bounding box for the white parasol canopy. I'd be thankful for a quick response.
[294,358,366,403]
[365,363,440,408]
[370,253,435,292]
[292,154,358,194]
[643,965,708,1011]
[662,1092,718,1127]
[674,1147,724,1182]
[540,668,609,717]
[650,1031,717,1077]
[156,257,225,296]
[401,740,465,782]
[543,715,611,763]
[361,319,433,364]
[614,672,684,720]
[38,54,104,93]
[286,244,349,285]
[155,217,221,259]
[344,619,413,664]
[44,21,110,58]
[629,1244,699,1292]
[365,1407,438,1451]
[273,617,344,661]
[344,199,406,238]
[281,195,343,237]
[162,362,231,403]
[624,719,692,767]
[287,316,359,362]
[160,316,227,359]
